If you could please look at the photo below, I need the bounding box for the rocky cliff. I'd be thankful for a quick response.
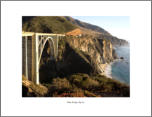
[38,35,117,82]
[65,37,116,73]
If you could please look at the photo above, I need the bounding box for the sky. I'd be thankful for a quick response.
[72,16,130,41]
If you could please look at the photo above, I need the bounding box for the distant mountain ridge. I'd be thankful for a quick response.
[63,16,129,46]
[22,16,129,46]
[64,16,111,35]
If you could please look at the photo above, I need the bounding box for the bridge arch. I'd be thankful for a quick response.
[38,37,56,66]
[22,32,65,84]
[38,37,56,83]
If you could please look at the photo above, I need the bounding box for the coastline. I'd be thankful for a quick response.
[101,59,121,79]
[101,62,113,79]
[101,57,130,86]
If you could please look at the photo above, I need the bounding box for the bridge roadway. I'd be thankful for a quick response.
[22,32,65,84]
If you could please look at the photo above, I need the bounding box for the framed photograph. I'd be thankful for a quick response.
[1,1,151,116]
[22,16,130,98]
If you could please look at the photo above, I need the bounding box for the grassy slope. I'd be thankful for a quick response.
[23,73,129,97]
[22,16,77,33]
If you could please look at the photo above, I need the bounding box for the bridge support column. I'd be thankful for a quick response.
[56,35,58,59]
[35,34,39,84]
[25,36,28,79]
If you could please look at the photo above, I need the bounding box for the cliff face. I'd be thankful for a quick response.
[98,34,129,46]
[55,36,117,76]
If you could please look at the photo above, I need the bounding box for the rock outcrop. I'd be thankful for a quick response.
[55,36,117,77]
[22,75,48,97]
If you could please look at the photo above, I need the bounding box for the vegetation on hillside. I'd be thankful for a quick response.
[23,73,129,97]
[22,75,48,97]
[22,16,77,33]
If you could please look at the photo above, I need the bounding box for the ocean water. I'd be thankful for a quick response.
[105,46,130,85]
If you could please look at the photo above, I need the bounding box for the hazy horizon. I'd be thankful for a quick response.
[72,16,130,41]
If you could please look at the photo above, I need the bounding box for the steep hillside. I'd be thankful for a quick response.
[22,16,129,46]
[64,16,129,46]
[22,16,77,33]
[64,16,110,35]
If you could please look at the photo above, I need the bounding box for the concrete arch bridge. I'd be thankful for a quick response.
[22,32,65,84]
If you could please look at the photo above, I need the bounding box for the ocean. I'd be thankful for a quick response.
[105,46,130,85]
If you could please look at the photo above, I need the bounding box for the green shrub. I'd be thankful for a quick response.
[68,73,99,89]
[81,77,99,89]
[84,90,97,97]
[51,78,72,91]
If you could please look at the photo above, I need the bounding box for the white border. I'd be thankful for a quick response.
[1,1,151,116]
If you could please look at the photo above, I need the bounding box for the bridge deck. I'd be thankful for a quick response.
[22,32,65,37]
